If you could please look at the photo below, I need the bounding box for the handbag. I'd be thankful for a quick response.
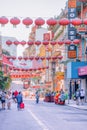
[20,102,25,109]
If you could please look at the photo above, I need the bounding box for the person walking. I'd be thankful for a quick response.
[1,91,6,110]
[75,89,80,105]
[35,91,40,104]
[16,91,23,110]
[80,89,85,105]
[6,91,12,110]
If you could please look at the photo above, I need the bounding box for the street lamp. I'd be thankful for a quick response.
[85,46,87,61]
[52,61,56,91]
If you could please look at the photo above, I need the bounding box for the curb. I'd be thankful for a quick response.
[66,104,87,111]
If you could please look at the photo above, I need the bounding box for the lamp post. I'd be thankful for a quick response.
[52,61,56,91]
[85,45,87,102]
[85,46,87,61]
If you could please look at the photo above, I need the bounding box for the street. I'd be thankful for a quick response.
[0,98,87,130]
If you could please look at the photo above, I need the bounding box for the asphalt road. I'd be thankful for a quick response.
[0,99,87,130]
[0,81,87,130]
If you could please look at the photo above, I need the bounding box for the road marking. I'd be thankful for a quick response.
[27,108,49,130]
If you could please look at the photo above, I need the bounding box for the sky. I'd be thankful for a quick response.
[0,0,67,56]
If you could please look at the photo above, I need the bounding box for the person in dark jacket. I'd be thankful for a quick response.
[16,91,23,110]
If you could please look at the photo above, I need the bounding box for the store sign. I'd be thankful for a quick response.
[68,0,77,58]
[78,66,87,76]
[68,0,76,8]
[56,72,64,80]
[68,44,77,58]
[68,8,76,40]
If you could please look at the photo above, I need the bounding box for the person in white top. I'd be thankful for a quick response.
[6,91,12,110]
[80,89,85,105]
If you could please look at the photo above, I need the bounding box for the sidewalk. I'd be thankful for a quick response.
[66,99,87,110]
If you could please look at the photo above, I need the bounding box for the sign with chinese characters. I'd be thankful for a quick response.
[68,0,77,58]
[68,44,77,58]
[68,0,76,8]
[56,72,64,80]
[68,8,76,41]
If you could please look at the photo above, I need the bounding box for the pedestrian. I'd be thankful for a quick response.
[1,91,6,110]
[75,89,80,105]
[0,90,2,110]
[16,91,23,110]
[6,91,12,110]
[12,92,16,103]
[80,89,85,105]
[35,91,40,104]
[14,90,18,98]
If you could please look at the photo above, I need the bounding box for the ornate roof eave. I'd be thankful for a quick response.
[53,27,65,40]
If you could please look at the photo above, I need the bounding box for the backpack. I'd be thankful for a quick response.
[60,94,65,101]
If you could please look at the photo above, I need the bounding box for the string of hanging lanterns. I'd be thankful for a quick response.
[0,16,87,27]
[7,55,63,61]
[9,66,49,72]
[6,39,80,46]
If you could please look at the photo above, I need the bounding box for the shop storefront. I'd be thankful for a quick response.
[67,61,87,99]
[78,66,87,101]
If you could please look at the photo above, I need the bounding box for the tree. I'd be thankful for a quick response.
[0,71,11,90]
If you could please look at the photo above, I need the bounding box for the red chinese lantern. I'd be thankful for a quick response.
[7,56,11,60]
[9,67,13,70]
[46,18,57,26]
[59,18,70,26]
[6,40,12,45]
[43,40,49,46]
[50,41,57,46]
[21,68,25,71]
[35,40,41,46]
[52,56,57,60]
[24,57,28,61]
[35,56,39,60]
[29,56,34,60]
[38,68,41,70]
[29,68,33,71]
[24,69,28,72]
[73,39,80,45]
[83,18,87,25]
[71,18,82,26]
[18,56,22,60]
[13,40,20,45]
[11,56,16,60]
[27,40,34,46]
[17,68,20,71]
[20,40,26,46]
[46,66,49,69]
[42,67,46,70]
[40,57,45,60]
[46,56,51,60]
[35,17,45,26]
[33,68,36,71]
[57,41,64,45]
[22,17,33,28]
[13,68,17,71]
[0,16,9,26]
[65,39,72,45]
[58,56,63,60]
[10,17,20,27]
